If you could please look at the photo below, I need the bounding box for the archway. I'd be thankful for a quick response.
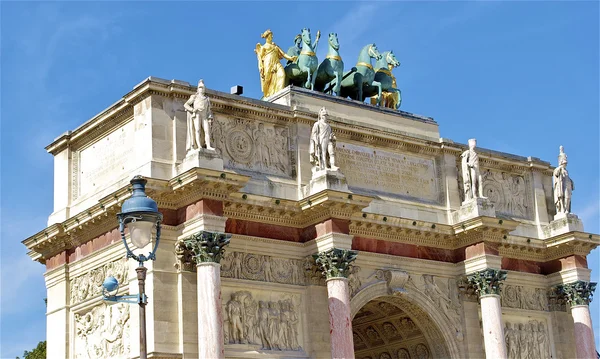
[351,281,463,359]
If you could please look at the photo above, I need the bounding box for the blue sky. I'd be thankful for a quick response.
[1,1,598,357]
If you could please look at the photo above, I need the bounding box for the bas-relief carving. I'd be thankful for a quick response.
[221,251,308,286]
[70,259,128,304]
[74,303,130,359]
[501,285,548,311]
[223,290,302,351]
[503,319,551,359]
[482,170,532,219]
[335,142,441,203]
[210,117,294,177]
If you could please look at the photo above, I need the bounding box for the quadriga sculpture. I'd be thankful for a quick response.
[369,51,402,109]
[284,28,321,90]
[335,43,382,103]
[313,33,345,96]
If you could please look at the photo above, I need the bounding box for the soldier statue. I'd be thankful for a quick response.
[461,138,484,201]
[310,107,338,171]
[184,79,214,153]
[553,145,574,215]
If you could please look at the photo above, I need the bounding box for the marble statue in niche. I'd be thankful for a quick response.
[310,107,338,171]
[460,138,484,202]
[185,79,214,152]
[553,145,574,215]
[74,303,130,359]
[224,291,301,351]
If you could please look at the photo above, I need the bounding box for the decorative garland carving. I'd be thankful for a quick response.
[70,258,128,305]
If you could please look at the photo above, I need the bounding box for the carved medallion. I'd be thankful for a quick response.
[225,129,254,164]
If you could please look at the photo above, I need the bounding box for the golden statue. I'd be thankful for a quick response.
[370,63,400,109]
[255,29,297,99]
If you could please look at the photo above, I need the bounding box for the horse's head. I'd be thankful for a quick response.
[301,28,312,45]
[386,51,400,67]
[368,44,382,60]
[328,33,339,50]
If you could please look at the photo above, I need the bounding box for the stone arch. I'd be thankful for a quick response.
[351,281,463,359]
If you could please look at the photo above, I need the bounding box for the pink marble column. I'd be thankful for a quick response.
[571,305,596,359]
[480,294,507,359]
[197,262,224,359]
[327,277,355,359]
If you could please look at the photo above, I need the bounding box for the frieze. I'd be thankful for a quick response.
[70,258,128,305]
[211,117,294,177]
[74,303,130,359]
[481,169,533,219]
[221,251,308,286]
[223,290,302,351]
[501,285,548,311]
[504,319,551,359]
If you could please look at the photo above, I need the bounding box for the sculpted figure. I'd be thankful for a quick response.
[309,107,338,171]
[185,79,214,152]
[286,34,302,64]
[258,301,272,349]
[504,323,518,359]
[537,322,551,358]
[255,29,297,99]
[461,138,485,201]
[553,145,574,214]
[227,293,244,344]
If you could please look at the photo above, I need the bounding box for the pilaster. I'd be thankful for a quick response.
[44,264,70,359]
[556,280,597,359]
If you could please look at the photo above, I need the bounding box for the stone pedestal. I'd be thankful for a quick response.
[571,305,596,359]
[452,197,496,224]
[177,148,223,174]
[326,277,355,359]
[197,262,225,359]
[480,294,507,359]
[543,213,584,238]
[305,169,348,197]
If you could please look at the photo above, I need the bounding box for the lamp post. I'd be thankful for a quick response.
[102,176,163,359]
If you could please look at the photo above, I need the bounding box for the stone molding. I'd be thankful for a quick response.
[184,230,231,264]
[557,280,596,307]
[314,247,358,279]
[467,268,508,296]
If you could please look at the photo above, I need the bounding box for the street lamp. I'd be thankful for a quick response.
[102,175,163,359]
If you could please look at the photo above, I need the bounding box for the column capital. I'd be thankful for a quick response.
[557,280,597,306]
[467,268,507,296]
[314,248,358,279]
[184,230,231,264]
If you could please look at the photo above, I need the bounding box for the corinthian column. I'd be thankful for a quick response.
[558,281,597,359]
[467,268,508,359]
[315,248,358,359]
[185,231,231,359]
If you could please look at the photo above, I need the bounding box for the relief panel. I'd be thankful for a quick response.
[501,284,548,311]
[335,143,442,203]
[503,318,553,359]
[73,303,130,359]
[211,117,295,177]
[70,258,128,305]
[482,169,533,219]
[221,288,304,353]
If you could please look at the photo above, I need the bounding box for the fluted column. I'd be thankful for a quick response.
[185,231,231,359]
[467,269,508,359]
[558,281,597,359]
[315,248,358,359]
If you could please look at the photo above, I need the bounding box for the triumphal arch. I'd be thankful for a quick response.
[24,71,597,359]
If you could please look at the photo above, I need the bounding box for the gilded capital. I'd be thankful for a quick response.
[557,280,596,306]
[467,268,507,296]
[314,248,358,279]
[184,231,231,264]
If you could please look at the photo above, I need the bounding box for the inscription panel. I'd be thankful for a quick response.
[336,143,440,202]
[78,120,137,197]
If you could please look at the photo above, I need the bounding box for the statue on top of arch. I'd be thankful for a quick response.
[254,29,402,109]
